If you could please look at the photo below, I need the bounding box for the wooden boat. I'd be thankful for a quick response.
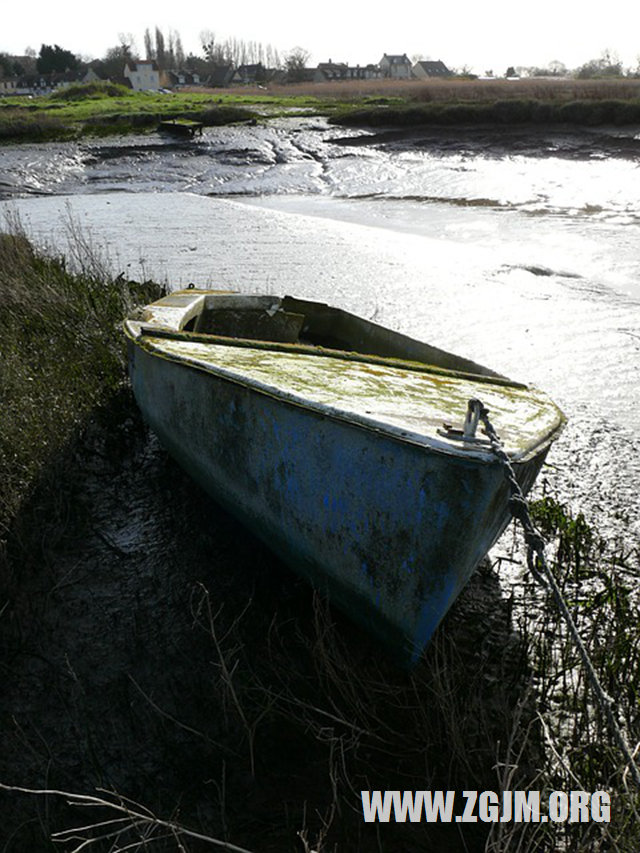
[158,119,203,138]
[124,290,565,666]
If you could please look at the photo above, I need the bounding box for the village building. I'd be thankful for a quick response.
[379,53,413,79]
[231,63,268,85]
[0,66,104,96]
[206,64,235,87]
[412,59,452,79]
[123,60,161,91]
[165,70,201,88]
[314,60,381,82]
[0,78,18,94]
[314,60,348,82]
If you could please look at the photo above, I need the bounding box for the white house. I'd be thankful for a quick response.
[0,77,18,94]
[124,60,161,91]
[379,54,412,79]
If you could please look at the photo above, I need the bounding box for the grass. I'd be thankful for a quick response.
[0,218,163,568]
[330,95,640,129]
[0,230,639,850]
[0,82,259,142]
[1,77,640,143]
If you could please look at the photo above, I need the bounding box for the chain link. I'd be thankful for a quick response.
[470,397,640,788]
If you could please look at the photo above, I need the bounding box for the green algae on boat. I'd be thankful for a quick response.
[124,290,565,666]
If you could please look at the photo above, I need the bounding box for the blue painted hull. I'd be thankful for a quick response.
[128,339,546,667]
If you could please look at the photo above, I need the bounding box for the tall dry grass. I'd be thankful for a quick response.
[0,218,163,571]
[5,510,638,853]
[197,76,640,104]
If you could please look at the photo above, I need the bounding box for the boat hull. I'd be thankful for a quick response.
[128,339,546,667]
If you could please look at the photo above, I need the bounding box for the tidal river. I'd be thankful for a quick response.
[2,117,639,552]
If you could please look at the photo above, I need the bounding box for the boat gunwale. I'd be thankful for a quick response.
[130,323,528,390]
[125,323,565,465]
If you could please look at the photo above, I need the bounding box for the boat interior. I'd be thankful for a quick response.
[135,290,506,380]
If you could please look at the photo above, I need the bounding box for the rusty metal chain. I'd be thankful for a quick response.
[469,397,640,788]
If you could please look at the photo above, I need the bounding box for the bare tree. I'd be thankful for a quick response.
[200,30,217,63]
[174,32,185,68]
[115,32,137,60]
[167,30,176,69]
[155,26,165,68]
[266,44,282,70]
[199,29,283,71]
[143,28,154,60]
[576,49,623,78]
[548,59,568,76]
[99,39,138,78]
[285,46,310,81]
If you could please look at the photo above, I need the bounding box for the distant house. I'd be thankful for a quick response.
[0,53,36,94]
[287,67,317,84]
[206,64,235,88]
[0,77,18,95]
[81,66,104,84]
[124,60,161,91]
[314,60,348,82]
[315,61,381,82]
[231,63,267,85]
[412,60,451,79]
[379,53,412,79]
[353,64,382,80]
[1,68,105,96]
[54,67,104,89]
[166,70,202,88]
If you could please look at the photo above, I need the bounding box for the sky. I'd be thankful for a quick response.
[3,0,640,75]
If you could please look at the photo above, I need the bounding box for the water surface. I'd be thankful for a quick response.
[2,117,639,548]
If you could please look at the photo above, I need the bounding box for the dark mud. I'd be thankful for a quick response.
[330,124,640,161]
[0,391,531,852]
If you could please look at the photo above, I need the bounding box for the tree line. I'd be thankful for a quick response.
[0,26,307,83]
[1,30,638,81]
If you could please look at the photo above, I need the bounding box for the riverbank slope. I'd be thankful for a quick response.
[2,77,640,144]
[1,232,638,851]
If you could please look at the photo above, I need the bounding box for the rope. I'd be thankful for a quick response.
[470,397,640,788]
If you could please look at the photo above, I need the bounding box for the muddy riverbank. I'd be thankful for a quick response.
[2,120,639,850]
[1,387,532,852]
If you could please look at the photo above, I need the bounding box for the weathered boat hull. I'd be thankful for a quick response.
[158,119,203,138]
[128,339,546,666]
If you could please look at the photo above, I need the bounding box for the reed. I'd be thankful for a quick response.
[0,219,163,571]
[256,76,640,104]
[331,96,640,128]
[4,509,637,850]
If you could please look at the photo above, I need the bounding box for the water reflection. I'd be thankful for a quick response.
[1,119,639,547]
[2,118,640,224]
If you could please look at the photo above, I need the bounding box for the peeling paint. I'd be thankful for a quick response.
[143,335,563,461]
[124,292,564,666]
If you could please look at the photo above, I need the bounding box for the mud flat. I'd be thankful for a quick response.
[2,127,639,847]
[4,189,640,548]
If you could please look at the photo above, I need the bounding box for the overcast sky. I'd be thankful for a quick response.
[3,0,640,74]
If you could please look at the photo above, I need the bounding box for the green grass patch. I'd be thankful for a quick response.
[0,89,264,142]
[0,112,76,142]
[48,80,133,101]
[4,83,639,144]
